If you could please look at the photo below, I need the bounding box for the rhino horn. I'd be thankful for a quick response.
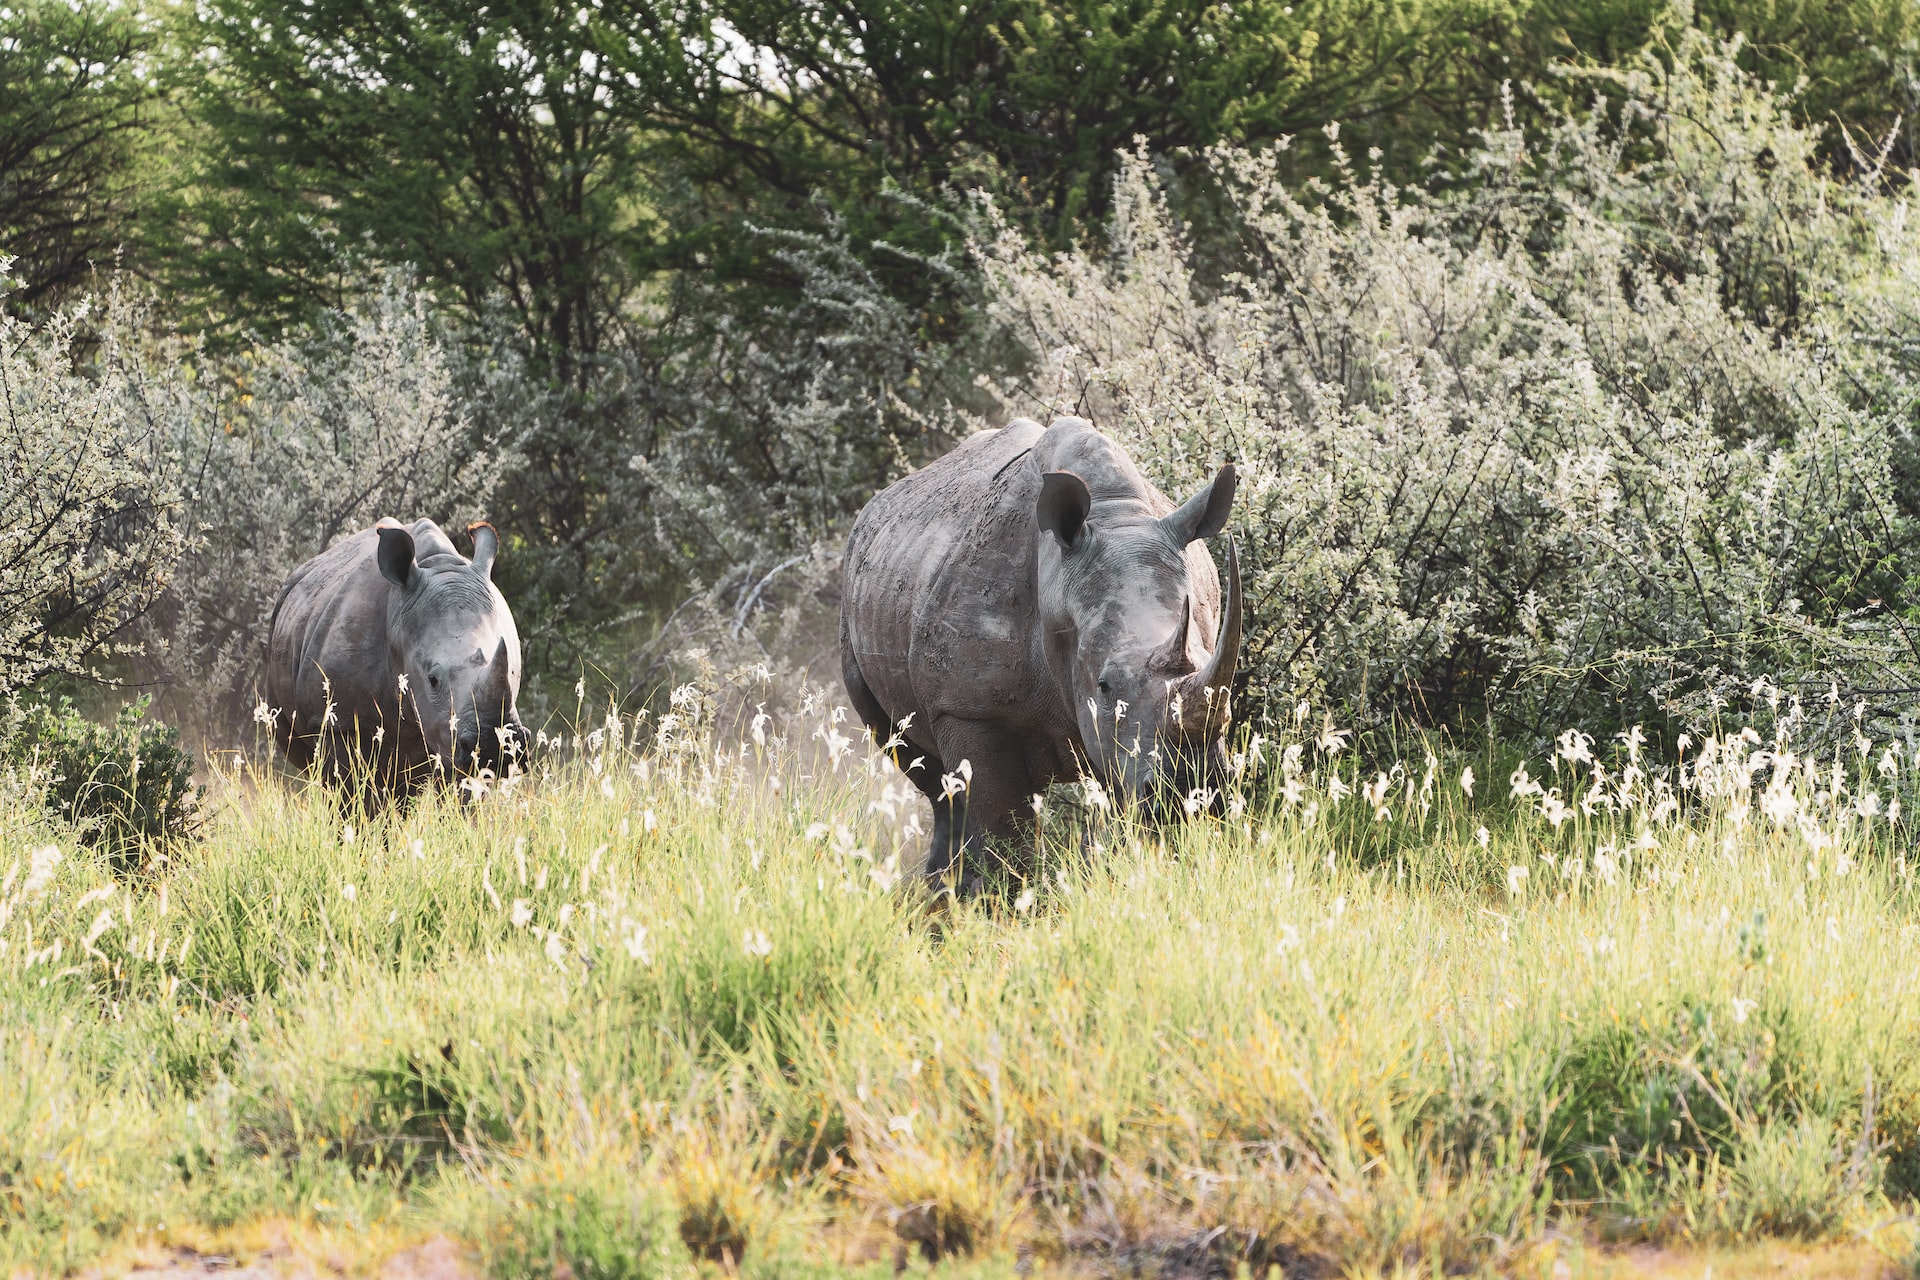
[468,521,499,580]
[1154,595,1192,672]
[1180,535,1241,737]
[480,636,512,715]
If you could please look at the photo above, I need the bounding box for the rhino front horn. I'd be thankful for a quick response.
[1183,534,1242,736]
[482,637,512,712]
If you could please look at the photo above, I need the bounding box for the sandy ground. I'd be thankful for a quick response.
[57,1221,1911,1280]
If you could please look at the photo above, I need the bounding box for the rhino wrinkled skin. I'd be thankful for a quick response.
[266,517,529,793]
[841,416,1242,884]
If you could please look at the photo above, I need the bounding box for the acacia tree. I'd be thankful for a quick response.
[176,0,723,373]
[0,1,156,311]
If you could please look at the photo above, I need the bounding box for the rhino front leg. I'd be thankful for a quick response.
[927,719,1035,891]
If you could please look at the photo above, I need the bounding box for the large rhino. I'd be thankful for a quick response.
[841,416,1241,884]
[265,518,529,794]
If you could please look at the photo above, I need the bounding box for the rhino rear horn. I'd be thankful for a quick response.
[1153,595,1192,671]
[376,524,417,588]
[1163,463,1237,545]
[468,521,499,580]
[1037,471,1092,549]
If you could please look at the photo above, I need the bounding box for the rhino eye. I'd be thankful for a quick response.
[428,672,441,692]
[1097,679,1112,697]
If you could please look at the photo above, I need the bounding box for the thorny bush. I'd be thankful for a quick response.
[980,27,1920,744]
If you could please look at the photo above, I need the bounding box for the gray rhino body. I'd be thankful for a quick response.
[841,416,1241,884]
[266,517,528,793]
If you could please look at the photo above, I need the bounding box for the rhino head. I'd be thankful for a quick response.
[376,520,530,780]
[1036,451,1242,800]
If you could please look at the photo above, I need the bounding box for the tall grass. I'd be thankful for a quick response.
[3,674,1918,1275]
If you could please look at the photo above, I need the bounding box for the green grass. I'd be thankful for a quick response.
[4,690,1920,1277]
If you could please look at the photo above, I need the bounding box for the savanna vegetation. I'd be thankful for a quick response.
[8,0,1920,1271]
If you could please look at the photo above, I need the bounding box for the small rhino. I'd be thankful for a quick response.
[265,518,529,793]
[841,416,1241,885]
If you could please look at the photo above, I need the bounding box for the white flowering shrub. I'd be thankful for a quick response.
[0,274,184,693]
[978,29,1920,740]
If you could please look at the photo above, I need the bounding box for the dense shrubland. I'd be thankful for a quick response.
[13,12,1919,746]
[984,31,1920,739]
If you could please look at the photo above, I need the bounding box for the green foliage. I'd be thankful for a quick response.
[0,0,156,312]
[170,0,697,369]
[3,695,198,868]
[719,0,1517,236]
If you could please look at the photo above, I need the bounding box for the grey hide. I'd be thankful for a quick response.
[841,416,1242,885]
[266,518,529,793]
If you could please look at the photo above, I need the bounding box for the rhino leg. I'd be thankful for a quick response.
[840,641,895,756]
[928,718,1035,891]
[843,645,963,878]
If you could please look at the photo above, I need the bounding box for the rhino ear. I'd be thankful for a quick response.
[376,524,417,588]
[1037,470,1092,550]
[467,521,499,580]
[1163,463,1237,544]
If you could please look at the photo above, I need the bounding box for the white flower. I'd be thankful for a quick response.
[543,930,568,968]
[510,898,534,928]
[1538,793,1572,829]
[1505,865,1530,896]
[743,928,772,958]
[623,921,652,964]
[820,726,853,771]
[1475,825,1490,849]
[23,844,61,897]
[1014,887,1036,914]
[1460,766,1475,797]
[1732,997,1757,1024]
[341,824,356,846]
[887,1112,916,1138]
[340,882,357,902]
[83,908,115,949]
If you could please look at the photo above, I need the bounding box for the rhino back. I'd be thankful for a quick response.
[266,527,396,744]
[844,419,1064,730]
